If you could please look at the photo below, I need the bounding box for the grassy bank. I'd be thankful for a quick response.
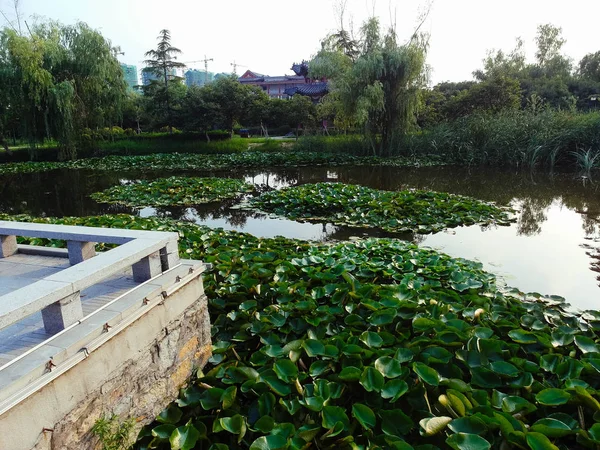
[3,110,599,171]
[0,135,286,163]
[0,151,442,176]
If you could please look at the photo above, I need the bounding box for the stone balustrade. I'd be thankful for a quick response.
[0,221,180,334]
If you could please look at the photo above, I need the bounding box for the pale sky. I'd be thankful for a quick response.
[2,0,599,84]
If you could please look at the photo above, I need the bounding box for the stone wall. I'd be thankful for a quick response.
[0,275,211,450]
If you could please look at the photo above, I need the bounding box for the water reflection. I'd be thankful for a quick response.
[1,165,600,309]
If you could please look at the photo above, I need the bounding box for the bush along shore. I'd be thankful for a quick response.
[2,213,600,449]
[90,176,255,207]
[247,182,514,234]
[0,151,444,176]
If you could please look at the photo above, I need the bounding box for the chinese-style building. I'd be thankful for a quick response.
[238,61,328,102]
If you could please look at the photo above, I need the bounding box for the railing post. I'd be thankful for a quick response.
[67,241,96,265]
[41,292,84,334]
[132,251,162,282]
[0,235,17,258]
[160,240,180,271]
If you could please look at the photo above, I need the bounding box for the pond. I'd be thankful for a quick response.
[1,165,599,310]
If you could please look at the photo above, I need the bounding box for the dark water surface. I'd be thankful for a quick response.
[1,165,599,310]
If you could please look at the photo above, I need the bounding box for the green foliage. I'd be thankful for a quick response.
[579,51,600,83]
[90,176,254,207]
[143,29,186,132]
[534,24,572,78]
[311,17,428,156]
[249,182,513,234]
[422,24,600,126]
[201,75,269,134]
[91,414,135,450]
[3,212,600,449]
[0,21,126,160]
[293,135,369,155]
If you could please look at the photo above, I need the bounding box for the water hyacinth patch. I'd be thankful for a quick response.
[0,152,443,175]
[249,182,514,234]
[90,176,254,207]
[3,213,600,449]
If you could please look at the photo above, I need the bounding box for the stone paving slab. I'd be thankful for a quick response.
[0,253,139,367]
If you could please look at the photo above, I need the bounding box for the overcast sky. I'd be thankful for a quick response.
[2,0,599,84]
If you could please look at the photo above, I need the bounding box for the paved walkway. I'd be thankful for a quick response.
[0,253,139,367]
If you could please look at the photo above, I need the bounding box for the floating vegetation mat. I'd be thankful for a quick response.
[249,182,514,234]
[90,176,254,207]
[0,152,444,175]
[2,213,599,449]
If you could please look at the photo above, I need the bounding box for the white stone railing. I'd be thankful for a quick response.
[0,221,181,334]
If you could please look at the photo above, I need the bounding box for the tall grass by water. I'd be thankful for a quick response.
[402,110,600,170]
[0,136,286,163]
[294,110,600,171]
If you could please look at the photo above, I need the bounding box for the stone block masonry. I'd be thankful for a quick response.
[0,267,211,450]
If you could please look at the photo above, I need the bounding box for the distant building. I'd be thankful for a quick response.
[238,61,328,101]
[185,69,214,87]
[142,68,180,86]
[120,64,139,91]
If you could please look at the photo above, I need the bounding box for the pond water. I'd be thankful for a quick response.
[1,165,599,310]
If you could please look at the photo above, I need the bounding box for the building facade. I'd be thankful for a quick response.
[185,69,214,87]
[120,64,139,91]
[238,62,328,101]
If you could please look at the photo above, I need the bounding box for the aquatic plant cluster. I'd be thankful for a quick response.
[3,213,600,449]
[90,177,254,207]
[0,152,444,176]
[248,183,514,234]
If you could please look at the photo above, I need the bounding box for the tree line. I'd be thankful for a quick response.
[1,17,599,160]
[0,24,316,160]
[418,24,600,127]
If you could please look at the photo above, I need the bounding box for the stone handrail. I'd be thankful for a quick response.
[0,221,181,333]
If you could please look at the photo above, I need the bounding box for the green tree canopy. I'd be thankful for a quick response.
[578,51,600,83]
[0,21,126,159]
[311,17,428,156]
[201,75,268,135]
[143,29,186,132]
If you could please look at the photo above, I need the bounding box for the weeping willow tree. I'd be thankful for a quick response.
[311,17,429,156]
[0,21,126,160]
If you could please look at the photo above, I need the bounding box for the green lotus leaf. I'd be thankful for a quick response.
[352,403,377,429]
[574,335,600,354]
[375,356,404,378]
[535,388,571,406]
[381,379,409,402]
[274,359,299,383]
[322,406,350,429]
[156,404,183,424]
[446,433,491,450]
[530,418,574,438]
[360,366,385,392]
[249,434,289,450]
[413,362,440,386]
[448,417,487,435]
[170,421,202,450]
[525,432,560,450]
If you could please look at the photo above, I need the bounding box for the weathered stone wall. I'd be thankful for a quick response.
[0,276,211,450]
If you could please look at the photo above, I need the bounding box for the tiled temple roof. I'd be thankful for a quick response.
[284,82,329,97]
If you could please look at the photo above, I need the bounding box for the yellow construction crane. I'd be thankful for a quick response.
[230,61,247,75]
[182,55,213,83]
